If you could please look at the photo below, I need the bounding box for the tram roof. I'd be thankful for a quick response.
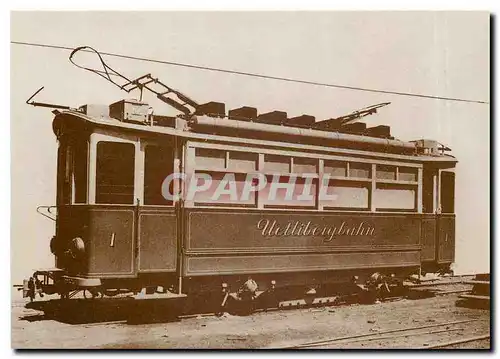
[52,109,457,164]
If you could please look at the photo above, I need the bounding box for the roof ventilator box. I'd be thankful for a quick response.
[109,99,150,124]
[413,139,444,155]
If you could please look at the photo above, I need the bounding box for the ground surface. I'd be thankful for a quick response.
[11,286,490,350]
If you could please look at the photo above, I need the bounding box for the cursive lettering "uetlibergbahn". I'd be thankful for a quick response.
[256,219,375,243]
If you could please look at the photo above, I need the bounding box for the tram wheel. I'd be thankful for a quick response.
[83,288,102,299]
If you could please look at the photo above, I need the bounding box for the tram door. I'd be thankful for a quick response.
[421,168,456,265]
[421,169,438,262]
[89,141,137,277]
[137,145,177,273]
[437,171,455,264]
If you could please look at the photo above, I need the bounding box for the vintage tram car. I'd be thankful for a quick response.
[23,49,457,306]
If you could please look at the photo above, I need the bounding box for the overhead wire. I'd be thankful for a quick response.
[11,40,489,105]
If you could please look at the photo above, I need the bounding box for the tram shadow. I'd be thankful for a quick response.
[22,297,185,325]
[455,298,490,310]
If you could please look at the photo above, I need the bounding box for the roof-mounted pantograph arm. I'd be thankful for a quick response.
[69,46,199,115]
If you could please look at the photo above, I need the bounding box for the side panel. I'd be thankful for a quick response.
[55,205,89,271]
[183,210,422,276]
[138,207,177,272]
[420,216,437,261]
[86,207,135,277]
[186,252,420,275]
[437,214,455,263]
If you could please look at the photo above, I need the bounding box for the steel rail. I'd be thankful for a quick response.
[417,334,490,349]
[408,280,473,288]
[324,327,465,346]
[274,318,484,349]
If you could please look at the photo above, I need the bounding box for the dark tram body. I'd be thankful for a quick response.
[26,97,457,303]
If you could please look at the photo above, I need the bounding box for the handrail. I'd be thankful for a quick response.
[26,86,73,110]
[36,205,57,222]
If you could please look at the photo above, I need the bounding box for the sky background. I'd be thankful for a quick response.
[10,11,489,282]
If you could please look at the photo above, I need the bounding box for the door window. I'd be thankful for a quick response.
[440,171,455,213]
[144,145,174,205]
[96,142,135,204]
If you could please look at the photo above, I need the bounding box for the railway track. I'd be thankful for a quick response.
[14,279,489,349]
[272,318,489,349]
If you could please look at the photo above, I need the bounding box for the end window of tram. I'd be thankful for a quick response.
[440,171,455,213]
[57,139,88,205]
[96,142,135,204]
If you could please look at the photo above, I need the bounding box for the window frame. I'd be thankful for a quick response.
[185,141,424,213]
[95,140,136,205]
[56,136,90,205]
[440,170,455,214]
[72,138,90,204]
[88,131,140,205]
[143,144,175,207]
[321,178,371,211]
[192,170,259,208]
[373,182,418,212]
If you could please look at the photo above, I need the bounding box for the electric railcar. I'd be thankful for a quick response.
[22,48,457,307]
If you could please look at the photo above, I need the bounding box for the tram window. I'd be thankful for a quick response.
[320,180,369,209]
[349,162,371,179]
[374,183,416,211]
[57,140,88,204]
[293,157,317,174]
[96,142,135,204]
[227,152,257,172]
[261,175,317,208]
[264,155,290,173]
[324,160,347,177]
[422,170,435,213]
[376,165,396,180]
[57,143,72,205]
[144,146,173,205]
[195,148,226,170]
[73,140,88,203]
[399,167,418,182]
[440,171,455,213]
[193,171,256,206]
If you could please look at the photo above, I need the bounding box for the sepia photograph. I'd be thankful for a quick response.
[10,10,490,349]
